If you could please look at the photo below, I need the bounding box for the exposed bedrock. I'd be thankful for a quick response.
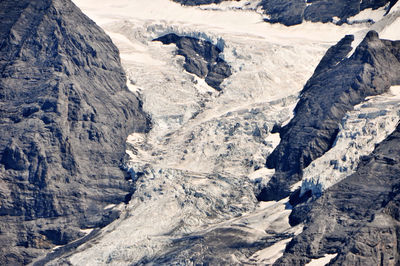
[153,33,232,91]
[0,0,149,264]
[258,31,400,201]
[276,122,400,265]
[263,0,398,26]
[140,227,293,265]
[172,0,398,26]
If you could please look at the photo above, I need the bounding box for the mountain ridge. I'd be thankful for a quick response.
[259,30,400,201]
[0,0,149,264]
[172,0,399,25]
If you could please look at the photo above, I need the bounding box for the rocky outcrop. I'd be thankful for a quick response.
[263,0,397,26]
[276,122,400,265]
[258,31,400,201]
[0,0,149,264]
[154,33,232,91]
[262,0,306,26]
[139,227,292,265]
[172,0,398,26]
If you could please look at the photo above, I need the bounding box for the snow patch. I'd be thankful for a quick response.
[246,198,303,264]
[347,2,400,56]
[249,237,293,264]
[103,204,116,210]
[79,228,94,235]
[376,1,400,41]
[305,253,338,266]
[380,16,400,40]
[389,0,400,14]
[347,5,388,24]
[332,16,340,24]
[248,167,275,184]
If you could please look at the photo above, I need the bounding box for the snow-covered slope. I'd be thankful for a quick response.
[347,1,400,57]
[59,0,400,264]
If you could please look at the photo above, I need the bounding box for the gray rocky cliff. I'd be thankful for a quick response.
[154,33,232,91]
[258,31,400,201]
[0,0,149,264]
[172,0,398,26]
[276,122,400,265]
[262,0,398,26]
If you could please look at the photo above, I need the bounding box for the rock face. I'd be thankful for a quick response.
[0,0,149,264]
[277,122,400,265]
[154,33,232,91]
[172,0,397,26]
[262,0,307,26]
[263,0,397,26]
[258,31,400,201]
[139,227,292,265]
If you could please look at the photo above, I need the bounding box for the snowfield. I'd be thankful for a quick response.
[68,0,400,264]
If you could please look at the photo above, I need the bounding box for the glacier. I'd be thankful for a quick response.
[59,0,400,264]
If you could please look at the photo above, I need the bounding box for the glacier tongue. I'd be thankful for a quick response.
[66,0,399,264]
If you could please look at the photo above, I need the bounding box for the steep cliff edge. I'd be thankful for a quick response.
[277,122,400,265]
[262,0,398,26]
[0,0,149,264]
[172,0,398,26]
[259,31,400,201]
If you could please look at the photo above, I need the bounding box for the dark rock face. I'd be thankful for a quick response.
[171,0,397,26]
[276,123,400,265]
[262,0,306,26]
[154,33,232,91]
[0,0,149,264]
[264,0,397,26]
[258,31,400,201]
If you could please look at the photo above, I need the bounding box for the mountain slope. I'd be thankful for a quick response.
[263,0,398,26]
[0,0,149,264]
[259,31,400,201]
[172,0,398,26]
[278,122,400,265]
